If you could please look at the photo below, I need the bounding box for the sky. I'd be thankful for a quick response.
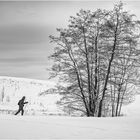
[0,1,140,80]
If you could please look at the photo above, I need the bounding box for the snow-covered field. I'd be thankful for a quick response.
[0,95,140,139]
[0,114,140,139]
[0,76,140,139]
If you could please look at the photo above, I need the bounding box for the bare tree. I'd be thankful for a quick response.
[49,2,140,117]
[97,2,140,117]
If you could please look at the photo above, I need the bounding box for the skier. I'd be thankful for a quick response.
[15,96,28,115]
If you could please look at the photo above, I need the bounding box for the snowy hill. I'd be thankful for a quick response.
[0,77,140,139]
[0,76,64,115]
[0,76,139,117]
[0,95,140,139]
[122,94,140,117]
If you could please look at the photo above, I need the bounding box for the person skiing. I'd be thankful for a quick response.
[15,96,28,115]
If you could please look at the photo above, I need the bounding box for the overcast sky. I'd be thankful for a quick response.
[0,1,139,80]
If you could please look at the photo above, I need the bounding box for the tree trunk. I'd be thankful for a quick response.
[115,85,121,116]
[98,15,119,117]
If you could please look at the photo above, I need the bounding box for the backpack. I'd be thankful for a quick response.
[18,100,22,106]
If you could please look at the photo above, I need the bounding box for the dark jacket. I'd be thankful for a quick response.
[18,99,28,108]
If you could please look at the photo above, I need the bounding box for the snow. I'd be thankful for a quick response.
[0,96,139,139]
[122,94,140,117]
[0,115,140,139]
[0,76,140,139]
[0,76,64,115]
